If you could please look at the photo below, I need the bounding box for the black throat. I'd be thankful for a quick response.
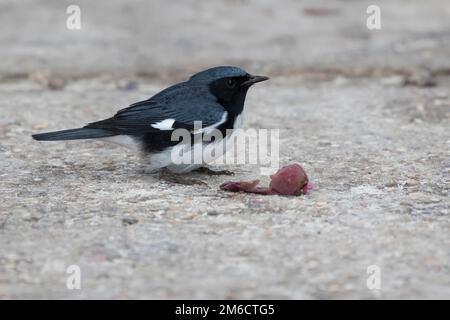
[227,88,249,116]
[209,82,249,117]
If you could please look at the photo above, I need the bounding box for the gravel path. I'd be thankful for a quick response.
[0,0,449,299]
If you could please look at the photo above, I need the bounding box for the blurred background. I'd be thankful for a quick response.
[1,0,449,80]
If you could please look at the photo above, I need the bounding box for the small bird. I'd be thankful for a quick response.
[32,66,268,173]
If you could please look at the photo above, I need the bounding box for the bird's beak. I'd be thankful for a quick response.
[241,75,269,87]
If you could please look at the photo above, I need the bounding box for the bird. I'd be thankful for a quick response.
[32,66,269,173]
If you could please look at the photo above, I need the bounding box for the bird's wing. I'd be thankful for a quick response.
[85,83,226,135]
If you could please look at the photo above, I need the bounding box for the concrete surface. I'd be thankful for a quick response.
[0,0,449,299]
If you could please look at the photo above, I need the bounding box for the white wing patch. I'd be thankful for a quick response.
[193,111,228,134]
[151,118,175,130]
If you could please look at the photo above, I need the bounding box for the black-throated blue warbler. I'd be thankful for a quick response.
[32,66,269,173]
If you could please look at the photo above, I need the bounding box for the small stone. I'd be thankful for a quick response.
[333,76,349,86]
[47,159,65,168]
[318,140,332,147]
[380,75,405,87]
[33,123,48,130]
[116,80,139,91]
[122,217,139,226]
[384,180,397,187]
[29,70,66,90]
[405,69,436,87]
[404,179,419,187]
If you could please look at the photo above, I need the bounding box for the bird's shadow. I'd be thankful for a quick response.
[140,167,234,186]
[30,163,234,187]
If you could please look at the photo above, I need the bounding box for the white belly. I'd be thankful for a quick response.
[165,114,243,173]
[100,114,243,173]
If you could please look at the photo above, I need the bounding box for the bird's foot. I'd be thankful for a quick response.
[159,168,207,186]
[193,167,234,176]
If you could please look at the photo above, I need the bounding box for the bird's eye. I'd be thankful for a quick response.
[226,79,236,88]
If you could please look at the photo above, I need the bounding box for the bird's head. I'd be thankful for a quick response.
[189,66,269,114]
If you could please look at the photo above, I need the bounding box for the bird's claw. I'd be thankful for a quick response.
[193,167,234,176]
[159,168,207,186]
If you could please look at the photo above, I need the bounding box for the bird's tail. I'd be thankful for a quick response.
[32,127,116,141]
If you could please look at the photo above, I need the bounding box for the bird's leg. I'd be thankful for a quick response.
[193,166,234,176]
[159,168,207,186]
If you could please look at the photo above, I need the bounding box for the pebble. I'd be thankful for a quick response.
[122,217,139,226]
[380,75,405,87]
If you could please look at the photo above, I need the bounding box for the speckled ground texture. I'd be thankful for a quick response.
[0,0,449,299]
